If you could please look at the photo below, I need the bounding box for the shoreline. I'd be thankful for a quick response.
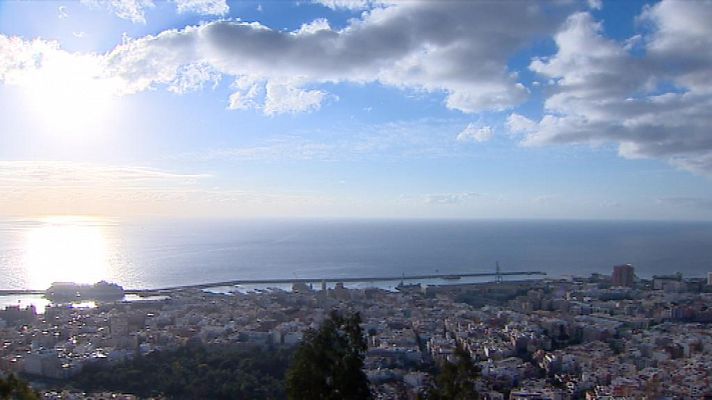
[0,270,546,294]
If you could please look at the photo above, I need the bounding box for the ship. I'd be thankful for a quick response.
[45,281,125,302]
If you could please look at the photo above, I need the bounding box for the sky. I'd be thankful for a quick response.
[1,0,712,220]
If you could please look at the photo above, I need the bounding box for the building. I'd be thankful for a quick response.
[708,272,712,286]
[611,264,635,287]
[653,273,682,291]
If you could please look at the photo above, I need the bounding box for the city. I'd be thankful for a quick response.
[2,264,712,399]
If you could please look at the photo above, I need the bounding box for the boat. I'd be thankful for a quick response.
[442,275,462,280]
[396,281,421,291]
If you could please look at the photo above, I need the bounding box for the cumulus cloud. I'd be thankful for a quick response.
[167,62,221,94]
[0,35,122,102]
[456,124,493,143]
[296,18,331,35]
[506,113,537,135]
[1,2,562,114]
[100,2,557,113]
[174,0,229,16]
[263,81,327,115]
[516,0,712,176]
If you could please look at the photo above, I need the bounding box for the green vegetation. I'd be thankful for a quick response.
[286,311,371,400]
[423,344,480,400]
[0,374,39,400]
[71,344,292,399]
[67,311,372,399]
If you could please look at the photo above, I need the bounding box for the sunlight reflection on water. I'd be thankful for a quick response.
[22,216,112,289]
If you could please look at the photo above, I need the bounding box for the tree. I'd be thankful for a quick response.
[0,374,39,400]
[71,344,291,399]
[286,310,371,400]
[424,344,480,400]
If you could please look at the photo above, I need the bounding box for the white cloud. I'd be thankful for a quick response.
[167,63,221,94]
[296,18,331,35]
[97,2,558,113]
[263,81,327,115]
[456,124,493,143]
[227,76,263,110]
[199,140,337,161]
[80,0,155,24]
[506,113,536,135]
[587,0,602,11]
[0,161,208,188]
[173,118,481,162]
[0,161,329,217]
[0,35,122,104]
[312,0,373,11]
[520,1,712,176]
[2,2,564,115]
[58,6,69,19]
[424,192,480,205]
[532,194,558,204]
[80,0,227,22]
[174,0,229,16]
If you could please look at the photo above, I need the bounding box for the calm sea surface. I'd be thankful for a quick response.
[1,218,712,291]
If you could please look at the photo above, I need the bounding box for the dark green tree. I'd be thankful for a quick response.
[71,344,290,399]
[286,310,371,400]
[0,374,39,400]
[424,344,480,400]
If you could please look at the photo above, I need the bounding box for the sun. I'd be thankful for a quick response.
[18,50,119,140]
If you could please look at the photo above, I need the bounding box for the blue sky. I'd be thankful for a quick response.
[1,0,712,220]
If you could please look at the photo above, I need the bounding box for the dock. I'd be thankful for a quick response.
[0,270,546,295]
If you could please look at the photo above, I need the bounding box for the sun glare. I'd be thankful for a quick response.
[24,217,111,289]
[18,52,118,139]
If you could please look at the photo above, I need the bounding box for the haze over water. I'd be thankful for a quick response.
[2,217,712,291]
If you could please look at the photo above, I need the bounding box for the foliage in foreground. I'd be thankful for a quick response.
[423,344,480,400]
[0,374,39,400]
[286,310,371,400]
[71,344,292,399]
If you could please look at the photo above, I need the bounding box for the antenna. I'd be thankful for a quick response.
[495,261,503,284]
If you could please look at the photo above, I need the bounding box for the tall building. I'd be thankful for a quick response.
[612,264,635,287]
[708,272,712,286]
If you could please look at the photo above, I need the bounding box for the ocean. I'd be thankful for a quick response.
[1,218,712,291]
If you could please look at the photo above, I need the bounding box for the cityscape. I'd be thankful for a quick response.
[1,264,712,398]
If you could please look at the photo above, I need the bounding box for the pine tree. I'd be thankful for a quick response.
[424,343,480,400]
[286,310,371,400]
[0,374,40,400]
